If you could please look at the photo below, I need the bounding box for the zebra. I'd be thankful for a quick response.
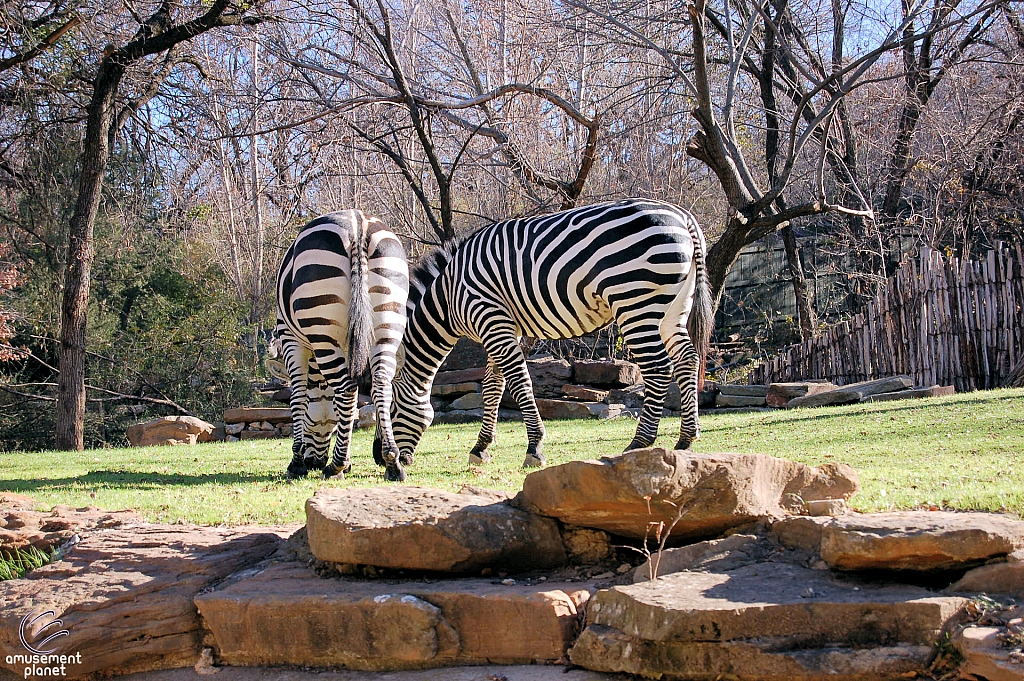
[275,210,409,482]
[375,198,713,470]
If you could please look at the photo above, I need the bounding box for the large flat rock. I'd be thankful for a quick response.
[569,562,966,680]
[571,359,641,387]
[774,511,1024,571]
[766,381,837,407]
[1,524,285,680]
[786,376,913,409]
[306,487,566,573]
[518,448,859,540]
[195,561,592,670]
[954,614,1024,681]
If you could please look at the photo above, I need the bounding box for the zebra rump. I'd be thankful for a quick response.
[383,198,713,470]
[274,210,409,481]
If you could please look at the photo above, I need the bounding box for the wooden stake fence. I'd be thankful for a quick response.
[748,244,1024,391]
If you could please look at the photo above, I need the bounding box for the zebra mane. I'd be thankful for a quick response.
[408,235,470,308]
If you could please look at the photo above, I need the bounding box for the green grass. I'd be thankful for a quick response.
[1,388,1022,525]
[0,546,57,580]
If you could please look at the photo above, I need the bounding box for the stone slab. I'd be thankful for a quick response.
[240,430,278,440]
[571,359,641,388]
[632,533,773,583]
[772,512,1024,571]
[430,382,481,397]
[223,407,291,424]
[786,376,914,409]
[562,384,610,402]
[766,381,837,408]
[864,385,956,402]
[113,665,626,681]
[715,394,767,408]
[717,384,769,397]
[947,550,1024,596]
[525,356,574,398]
[570,561,966,680]
[306,487,566,573]
[449,392,484,410]
[0,524,285,680]
[195,561,591,670]
[518,448,859,540]
[127,416,217,447]
[954,625,1024,681]
[536,399,598,420]
[433,367,487,385]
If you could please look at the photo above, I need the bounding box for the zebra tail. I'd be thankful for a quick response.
[687,237,714,392]
[348,220,375,388]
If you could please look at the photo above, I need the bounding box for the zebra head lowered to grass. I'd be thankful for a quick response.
[376,198,713,471]
[275,210,409,482]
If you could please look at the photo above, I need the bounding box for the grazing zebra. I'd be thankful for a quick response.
[375,198,713,470]
[275,210,409,481]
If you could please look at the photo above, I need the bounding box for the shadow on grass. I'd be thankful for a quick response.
[0,469,286,493]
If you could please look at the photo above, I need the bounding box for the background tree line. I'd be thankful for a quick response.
[0,0,1021,451]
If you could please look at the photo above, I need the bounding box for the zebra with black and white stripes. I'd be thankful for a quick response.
[275,210,409,481]
[376,198,713,470]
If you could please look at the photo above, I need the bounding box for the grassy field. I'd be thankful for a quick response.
[1,387,1022,525]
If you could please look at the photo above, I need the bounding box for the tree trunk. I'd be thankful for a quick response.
[781,223,817,340]
[56,60,124,450]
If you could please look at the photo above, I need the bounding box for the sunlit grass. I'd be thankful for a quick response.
[0,546,58,581]
[1,388,1022,525]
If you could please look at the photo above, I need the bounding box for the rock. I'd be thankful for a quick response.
[356,404,376,429]
[608,384,645,409]
[431,381,482,397]
[433,367,487,385]
[270,386,291,403]
[0,524,285,679]
[562,526,613,565]
[195,561,591,670]
[562,384,610,402]
[536,399,597,420]
[572,359,641,388]
[0,502,140,558]
[772,511,1024,571]
[438,337,490,372]
[240,430,277,440]
[954,625,1024,681]
[449,392,484,410]
[786,375,914,409]
[766,381,837,408]
[126,416,216,447]
[226,435,239,442]
[306,487,566,573]
[526,356,573,398]
[715,394,767,408]
[223,407,291,424]
[518,448,859,540]
[432,409,484,424]
[589,403,625,419]
[278,424,292,437]
[864,385,956,402]
[718,384,769,397]
[224,422,245,435]
[806,498,849,516]
[632,533,773,582]
[947,550,1024,596]
[570,562,966,680]
[209,424,226,441]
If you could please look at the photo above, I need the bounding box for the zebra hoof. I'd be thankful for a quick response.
[384,463,407,483]
[322,463,349,479]
[675,438,694,451]
[399,451,414,466]
[468,451,491,465]
[286,462,309,479]
[522,453,546,468]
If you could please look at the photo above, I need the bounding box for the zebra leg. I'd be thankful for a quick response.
[469,360,505,464]
[281,336,313,479]
[370,352,407,469]
[480,325,546,468]
[618,318,673,451]
[323,382,358,479]
[666,328,702,450]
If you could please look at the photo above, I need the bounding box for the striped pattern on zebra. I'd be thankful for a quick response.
[275,210,409,481]
[378,198,713,470]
